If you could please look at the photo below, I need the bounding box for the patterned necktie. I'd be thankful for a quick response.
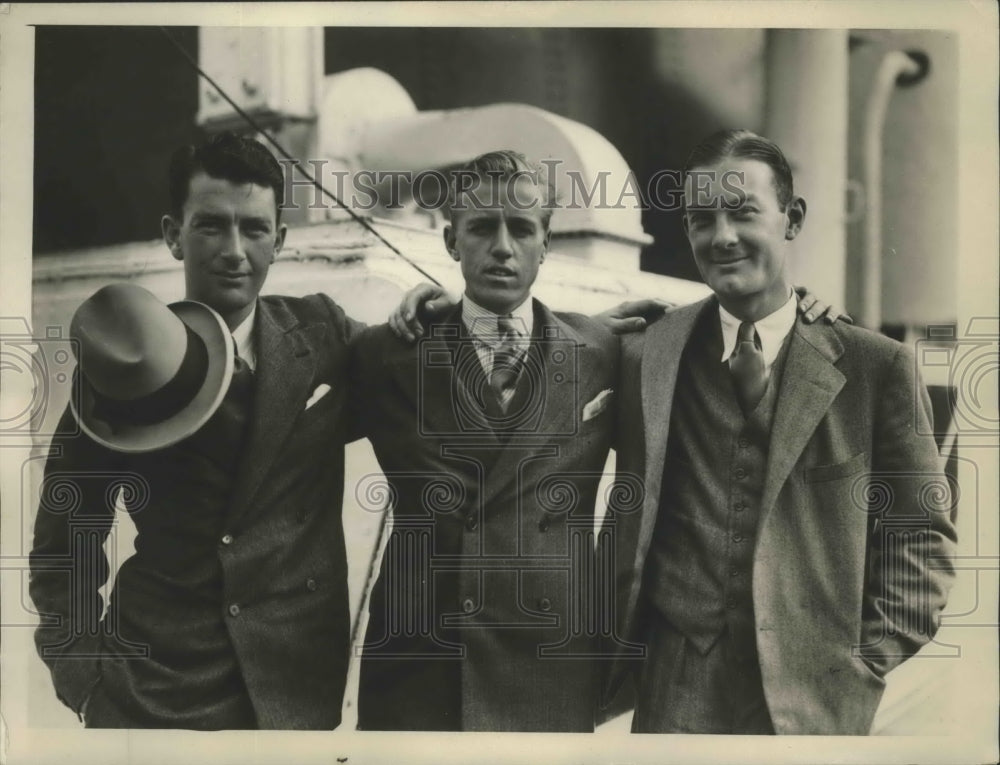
[490,316,522,409]
[729,321,767,415]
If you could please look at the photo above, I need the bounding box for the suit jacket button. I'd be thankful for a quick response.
[538,597,552,612]
[221,534,234,545]
[306,578,317,592]
[461,598,475,613]
[228,604,241,617]
[465,515,479,531]
[738,437,750,448]
[734,468,747,480]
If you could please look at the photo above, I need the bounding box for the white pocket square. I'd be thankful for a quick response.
[305,384,332,410]
[582,388,613,422]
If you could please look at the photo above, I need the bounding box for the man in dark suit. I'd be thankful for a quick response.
[27,131,677,730]
[29,132,361,729]
[352,151,621,731]
[607,130,957,734]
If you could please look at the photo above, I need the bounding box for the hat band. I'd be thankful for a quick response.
[91,324,210,427]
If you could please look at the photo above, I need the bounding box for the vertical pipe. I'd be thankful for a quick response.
[860,51,922,330]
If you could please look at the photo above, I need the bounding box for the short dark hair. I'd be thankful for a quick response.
[683,129,794,210]
[168,131,285,221]
[446,149,557,229]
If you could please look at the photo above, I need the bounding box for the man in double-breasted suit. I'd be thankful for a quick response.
[606,130,956,735]
[353,151,619,731]
[29,133,361,728]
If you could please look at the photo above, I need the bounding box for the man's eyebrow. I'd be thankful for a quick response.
[240,214,273,225]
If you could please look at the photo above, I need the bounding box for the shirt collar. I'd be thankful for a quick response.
[719,290,796,368]
[462,294,534,346]
[231,302,257,371]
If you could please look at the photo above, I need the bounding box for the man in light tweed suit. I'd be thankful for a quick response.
[606,130,956,735]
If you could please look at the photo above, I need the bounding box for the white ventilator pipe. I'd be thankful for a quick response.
[860,51,923,330]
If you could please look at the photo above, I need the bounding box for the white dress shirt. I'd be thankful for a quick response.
[718,290,796,375]
[231,303,258,372]
[462,295,533,408]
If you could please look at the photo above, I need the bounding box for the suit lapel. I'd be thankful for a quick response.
[452,327,503,438]
[522,299,583,438]
[634,297,714,560]
[479,300,583,501]
[759,320,846,517]
[227,299,320,525]
[389,304,501,444]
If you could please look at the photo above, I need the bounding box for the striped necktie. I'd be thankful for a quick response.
[490,316,523,409]
[729,321,767,415]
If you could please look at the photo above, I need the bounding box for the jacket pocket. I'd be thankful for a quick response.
[804,451,869,483]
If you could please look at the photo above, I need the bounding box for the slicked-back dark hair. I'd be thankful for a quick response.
[168,131,285,221]
[683,129,794,210]
[446,149,557,229]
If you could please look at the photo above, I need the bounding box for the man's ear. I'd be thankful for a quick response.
[443,225,460,262]
[162,214,183,261]
[785,196,807,240]
[681,213,691,240]
[273,222,288,263]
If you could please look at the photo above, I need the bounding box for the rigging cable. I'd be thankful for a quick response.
[158,27,442,286]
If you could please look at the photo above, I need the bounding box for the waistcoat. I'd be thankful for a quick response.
[643,309,792,655]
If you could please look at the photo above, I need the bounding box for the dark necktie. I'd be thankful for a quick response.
[729,321,767,415]
[229,339,255,396]
[191,337,255,467]
[490,316,522,409]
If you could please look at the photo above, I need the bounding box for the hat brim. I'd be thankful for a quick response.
[71,300,235,453]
